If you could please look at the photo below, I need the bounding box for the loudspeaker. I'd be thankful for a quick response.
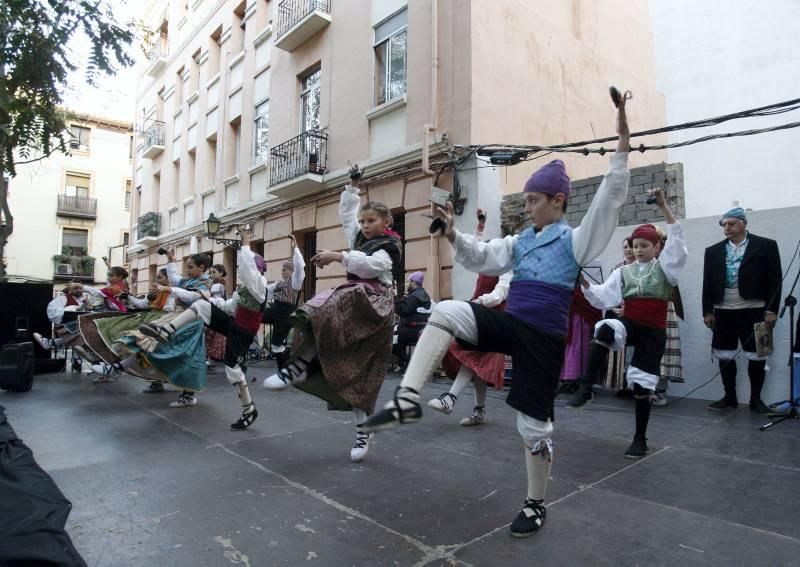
[0,282,53,360]
[0,342,35,392]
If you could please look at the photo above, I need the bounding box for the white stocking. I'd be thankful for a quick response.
[525,447,552,501]
[352,408,367,426]
[449,365,473,398]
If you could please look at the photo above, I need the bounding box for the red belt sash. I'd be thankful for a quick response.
[623,298,668,329]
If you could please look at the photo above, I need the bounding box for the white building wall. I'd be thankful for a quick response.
[591,207,800,404]
[6,120,133,285]
[649,0,800,218]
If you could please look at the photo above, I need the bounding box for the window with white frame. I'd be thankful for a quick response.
[253,100,269,164]
[183,200,195,225]
[202,193,215,218]
[124,180,132,210]
[69,125,91,152]
[300,67,321,133]
[168,209,177,230]
[65,172,90,197]
[374,9,407,106]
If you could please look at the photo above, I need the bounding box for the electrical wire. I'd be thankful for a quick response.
[467,96,800,162]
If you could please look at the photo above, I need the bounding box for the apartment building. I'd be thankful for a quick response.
[130,0,666,300]
[7,114,134,286]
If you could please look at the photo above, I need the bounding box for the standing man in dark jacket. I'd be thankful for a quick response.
[702,207,782,413]
[392,271,432,371]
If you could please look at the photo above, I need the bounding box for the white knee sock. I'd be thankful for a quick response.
[168,307,199,330]
[525,446,552,501]
[395,312,454,401]
[449,366,473,399]
[352,408,367,426]
[473,378,487,407]
[238,382,253,408]
[226,364,253,407]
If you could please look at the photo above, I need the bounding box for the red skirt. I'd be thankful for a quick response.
[442,341,506,390]
[205,328,227,361]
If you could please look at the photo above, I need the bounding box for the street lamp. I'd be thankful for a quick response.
[203,212,240,248]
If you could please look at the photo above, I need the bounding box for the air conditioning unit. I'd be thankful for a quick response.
[56,263,73,275]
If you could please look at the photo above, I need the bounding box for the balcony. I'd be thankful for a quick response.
[269,130,327,198]
[145,42,169,77]
[56,195,97,219]
[275,0,331,52]
[135,211,161,247]
[142,121,166,159]
[52,255,96,282]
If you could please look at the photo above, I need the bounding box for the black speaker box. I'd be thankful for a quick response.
[0,282,54,362]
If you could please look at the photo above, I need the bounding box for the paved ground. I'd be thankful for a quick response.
[3,363,800,566]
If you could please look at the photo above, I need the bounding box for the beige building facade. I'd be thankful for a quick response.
[130,0,666,300]
[7,114,134,287]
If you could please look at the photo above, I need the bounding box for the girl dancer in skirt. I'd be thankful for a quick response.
[363,92,632,538]
[263,235,306,363]
[138,232,265,430]
[427,209,511,426]
[567,190,687,458]
[263,165,401,463]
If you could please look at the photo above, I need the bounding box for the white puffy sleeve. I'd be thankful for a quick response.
[169,287,201,305]
[571,152,630,265]
[453,232,517,276]
[290,246,306,290]
[127,295,150,309]
[166,261,182,286]
[658,222,688,285]
[341,249,393,279]
[339,185,361,248]
[474,271,512,308]
[46,296,68,323]
[583,267,624,310]
[238,246,267,304]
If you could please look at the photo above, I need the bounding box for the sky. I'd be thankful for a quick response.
[60,0,142,123]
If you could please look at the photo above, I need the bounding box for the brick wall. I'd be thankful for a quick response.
[501,162,685,235]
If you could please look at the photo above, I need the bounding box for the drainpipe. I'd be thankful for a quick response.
[423,0,440,300]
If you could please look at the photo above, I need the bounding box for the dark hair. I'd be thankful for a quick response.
[157,268,168,278]
[360,201,393,226]
[108,266,128,279]
[189,253,212,271]
[623,237,633,247]
[546,194,568,213]
[211,263,227,277]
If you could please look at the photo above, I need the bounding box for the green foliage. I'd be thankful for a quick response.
[0,0,136,176]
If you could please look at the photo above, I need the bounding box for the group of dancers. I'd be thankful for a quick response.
[37,91,718,539]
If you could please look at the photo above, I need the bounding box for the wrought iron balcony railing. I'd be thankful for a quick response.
[57,195,97,219]
[276,0,330,39]
[142,120,166,158]
[136,211,161,240]
[52,255,96,280]
[269,130,328,187]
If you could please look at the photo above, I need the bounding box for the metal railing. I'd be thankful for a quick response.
[146,41,169,65]
[276,0,330,39]
[269,130,328,186]
[143,120,166,151]
[136,211,161,239]
[52,255,95,280]
[57,195,97,218]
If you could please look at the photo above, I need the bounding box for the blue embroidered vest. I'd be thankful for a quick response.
[506,220,579,336]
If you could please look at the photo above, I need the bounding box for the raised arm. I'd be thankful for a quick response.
[238,245,267,304]
[290,241,306,290]
[582,266,624,310]
[339,185,361,248]
[571,96,632,265]
[652,188,687,286]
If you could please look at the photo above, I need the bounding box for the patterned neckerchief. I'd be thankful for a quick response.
[724,235,750,289]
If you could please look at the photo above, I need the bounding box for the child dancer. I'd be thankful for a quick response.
[163,250,212,308]
[363,94,632,538]
[427,209,511,426]
[139,232,264,429]
[263,166,401,463]
[567,190,687,459]
[33,282,86,350]
[206,264,228,363]
[263,235,306,361]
